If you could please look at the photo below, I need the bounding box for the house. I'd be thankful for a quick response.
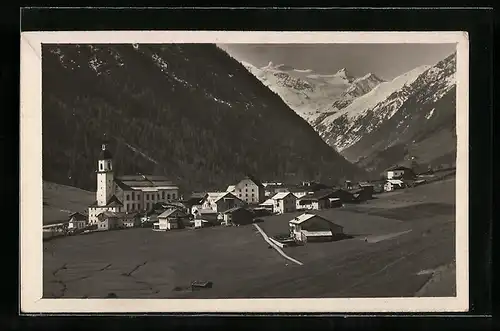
[297,189,353,210]
[259,198,275,212]
[350,186,374,202]
[96,211,122,231]
[384,179,405,192]
[154,209,188,231]
[191,207,219,226]
[226,185,236,193]
[87,142,179,225]
[222,206,254,226]
[121,213,140,228]
[263,183,288,198]
[271,192,297,214]
[289,213,344,243]
[328,198,342,208]
[67,212,88,231]
[232,175,265,204]
[202,191,246,213]
[386,165,416,180]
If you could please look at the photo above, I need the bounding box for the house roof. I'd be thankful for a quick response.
[223,206,252,214]
[114,178,134,191]
[271,192,295,200]
[289,213,342,227]
[214,192,243,203]
[260,198,275,206]
[299,188,340,201]
[226,185,236,192]
[387,165,411,171]
[386,179,404,185]
[242,174,264,188]
[192,207,217,215]
[69,212,87,221]
[158,209,186,219]
[190,192,208,199]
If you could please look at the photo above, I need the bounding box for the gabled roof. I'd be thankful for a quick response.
[271,192,295,200]
[242,174,264,188]
[69,212,87,221]
[158,208,186,219]
[226,185,236,192]
[387,165,412,171]
[192,207,217,215]
[260,198,275,206]
[223,206,252,214]
[386,179,404,185]
[299,189,340,201]
[115,174,178,189]
[106,195,123,207]
[114,178,134,191]
[214,191,242,203]
[289,213,343,227]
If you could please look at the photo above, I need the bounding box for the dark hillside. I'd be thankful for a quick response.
[42,44,365,192]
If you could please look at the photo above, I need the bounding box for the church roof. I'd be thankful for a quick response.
[89,195,123,208]
[99,148,113,160]
[115,174,178,189]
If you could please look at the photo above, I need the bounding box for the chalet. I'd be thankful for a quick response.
[289,213,344,243]
[231,175,265,204]
[96,211,122,231]
[153,209,189,231]
[191,207,219,226]
[67,212,88,231]
[386,165,416,180]
[271,192,297,214]
[384,179,405,192]
[202,191,246,213]
[297,189,353,210]
[121,213,140,228]
[222,206,254,226]
[259,198,275,212]
[350,186,374,202]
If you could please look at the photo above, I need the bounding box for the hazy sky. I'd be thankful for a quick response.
[218,43,456,80]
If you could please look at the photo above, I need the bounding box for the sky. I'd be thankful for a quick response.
[218,43,456,80]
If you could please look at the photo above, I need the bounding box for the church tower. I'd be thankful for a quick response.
[96,142,114,206]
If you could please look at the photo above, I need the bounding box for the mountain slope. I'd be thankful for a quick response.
[42,44,366,193]
[241,62,384,124]
[343,53,457,174]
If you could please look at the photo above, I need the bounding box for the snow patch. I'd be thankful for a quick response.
[425,108,435,119]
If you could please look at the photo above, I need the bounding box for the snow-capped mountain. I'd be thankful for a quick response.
[242,51,456,175]
[242,61,384,124]
[342,52,457,174]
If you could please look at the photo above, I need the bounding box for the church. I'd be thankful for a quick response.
[88,143,180,225]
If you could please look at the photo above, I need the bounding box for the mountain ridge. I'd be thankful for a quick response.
[42,43,366,193]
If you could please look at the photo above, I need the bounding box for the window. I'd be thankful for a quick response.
[146,194,149,200]
[100,163,103,171]
[107,161,111,170]
[172,193,176,199]
[167,193,171,200]
[162,191,165,199]
[132,192,135,200]
[127,204,130,212]
[245,184,248,186]
[252,193,254,197]
[246,194,248,197]
[245,188,248,192]
[126,194,130,201]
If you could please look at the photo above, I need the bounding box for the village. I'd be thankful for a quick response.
[43,142,455,247]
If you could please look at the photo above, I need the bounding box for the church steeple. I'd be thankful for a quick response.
[96,140,115,206]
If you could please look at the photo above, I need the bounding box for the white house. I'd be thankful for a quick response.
[384,179,405,192]
[67,212,88,231]
[289,213,344,243]
[88,142,180,225]
[386,165,413,179]
[271,192,297,214]
[231,175,265,204]
[259,198,275,212]
[202,191,245,213]
[154,209,187,231]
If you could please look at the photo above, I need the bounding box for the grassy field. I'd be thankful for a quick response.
[43,181,95,225]
[43,177,456,299]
